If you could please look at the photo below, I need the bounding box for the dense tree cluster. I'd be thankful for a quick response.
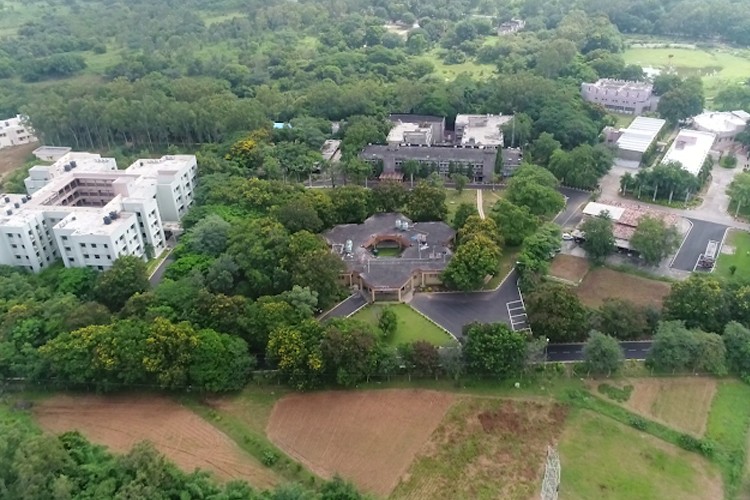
[442,216,502,291]
[0,415,361,499]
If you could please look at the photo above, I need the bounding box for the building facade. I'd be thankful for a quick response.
[0,115,37,149]
[361,144,498,182]
[581,79,659,115]
[0,152,196,272]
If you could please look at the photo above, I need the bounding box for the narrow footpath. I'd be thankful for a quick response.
[476,189,485,219]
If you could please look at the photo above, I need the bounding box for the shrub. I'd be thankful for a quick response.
[597,383,634,402]
[262,450,279,466]
[629,415,648,431]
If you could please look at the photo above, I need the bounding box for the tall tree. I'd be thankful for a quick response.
[526,282,589,342]
[442,234,501,291]
[94,256,150,311]
[630,216,680,266]
[463,323,527,378]
[580,213,615,264]
[583,331,624,375]
[727,172,750,217]
[406,181,447,221]
[664,274,730,334]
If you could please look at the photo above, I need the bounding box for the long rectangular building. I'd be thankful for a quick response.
[662,129,716,176]
[0,151,196,272]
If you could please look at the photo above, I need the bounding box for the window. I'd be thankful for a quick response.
[64,247,71,252]
[103,244,108,249]
[83,253,89,259]
[91,243,97,248]
[80,243,86,248]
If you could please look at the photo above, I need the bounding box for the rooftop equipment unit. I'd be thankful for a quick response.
[13,203,19,209]
[6,210,11,216]
[402,221,409,231]
[64,164,71,172]
[103,216,111,225]
[70,161,77,169]
[345,239,353,254]
[395,219,403,230]
[3,196,9,203]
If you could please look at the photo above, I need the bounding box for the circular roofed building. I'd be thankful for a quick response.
[691,110,749,149]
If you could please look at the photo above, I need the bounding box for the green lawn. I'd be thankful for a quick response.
[350,303,457,347]
[611,113,636,129]
[715,230,750,281]
[623,46,750,99]
[445,188,478,222]
[419,49,496,81]
[705,380,750,498]
[482,188,504,215]
[560,408,723,499]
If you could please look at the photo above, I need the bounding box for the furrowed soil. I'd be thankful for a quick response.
[549,255,591,283]
[576,268,671,308]
[266,389,455,497]
[34,394,279,488]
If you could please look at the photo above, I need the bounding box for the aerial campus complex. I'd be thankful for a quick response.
[0,115,36,150]
[0,147,196,272]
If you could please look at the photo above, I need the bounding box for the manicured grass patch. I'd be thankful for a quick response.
[350,303,457,347]
[575,267,671,308]
[393,398,568,500]
[560,408,723,500]
[445,188,477,222]
[705,380,750,497]
[482,247,520,290]
[611,113,635,129]
[715,230,750,281]
[623,46,750,99]
[373,246,401,257]
[482,188,504,215]
[419,50,496,81]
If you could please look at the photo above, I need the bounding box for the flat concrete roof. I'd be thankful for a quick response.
[692,111,749,134]
[582,202,626,221]
[662,129,716,176]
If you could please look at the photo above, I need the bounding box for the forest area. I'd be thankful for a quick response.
[2,0,750,497]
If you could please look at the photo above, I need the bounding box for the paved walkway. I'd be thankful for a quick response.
[476,189,485,219]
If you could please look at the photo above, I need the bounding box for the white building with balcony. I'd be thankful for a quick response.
[0,152,196,272]
[0,115,37,149]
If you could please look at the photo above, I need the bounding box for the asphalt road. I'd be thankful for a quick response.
[555,188,592,228]
[148,254,174,286]
[671,218,729,271]
[320,294,368,320]
[546,341,652,362]
[410,269,523,338]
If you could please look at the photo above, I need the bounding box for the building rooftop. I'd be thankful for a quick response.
[581,200,678,247]
[362,144,496,162]
[0,115,24,130]
[324,213,455,289]
[662,129,717,176]
[455,114,511,147]
[320,139,342,162]
[32,146,72,160]
[616,116,666,153]
[388,114,444,124]
[692,110,749,134]
[387,121,433,144]
[585,78,653,93]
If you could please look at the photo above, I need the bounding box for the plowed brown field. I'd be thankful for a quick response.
[34,394,279,488]
[266,389,455,497]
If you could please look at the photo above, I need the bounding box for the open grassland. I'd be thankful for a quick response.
[705,381,750,497]
[267,389,455,497]
[0,1,70,36]
[593,378,717,437]
[392,398,567,500]
[560,409,723,500]
[716,230,750,281]
[34,394,280,487]
[549,255,591,283]
[419,50,496,81]
[351,303,457,347]
[445,188,478,221]
[623,46,750,99]
[575,267,671,308]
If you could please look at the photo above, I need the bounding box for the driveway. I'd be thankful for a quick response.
[670,218,729,271]
[320,294,368,320]
[410,269,522,338]
[555,188,592,228]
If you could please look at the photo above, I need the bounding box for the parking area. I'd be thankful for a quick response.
[555,188,592,228]
[506,298,529,332]
[670,218,729,272]
[410,270,522,338]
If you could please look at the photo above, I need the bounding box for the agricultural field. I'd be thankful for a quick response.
[559,409,723,500]
[33,394,280,487]
[715,230,750,281]
[392,398,567,500]
[549,254,591,283]
[623,46,750,99]
[575,267,671,308]
[594,378,717,436]
[266,389,456,497]
[350,303,457,347]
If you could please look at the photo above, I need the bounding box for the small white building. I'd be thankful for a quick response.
[691,110,749,149]
[662,129,717,176]
[0,115,37,149]
[0,152,197,272]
